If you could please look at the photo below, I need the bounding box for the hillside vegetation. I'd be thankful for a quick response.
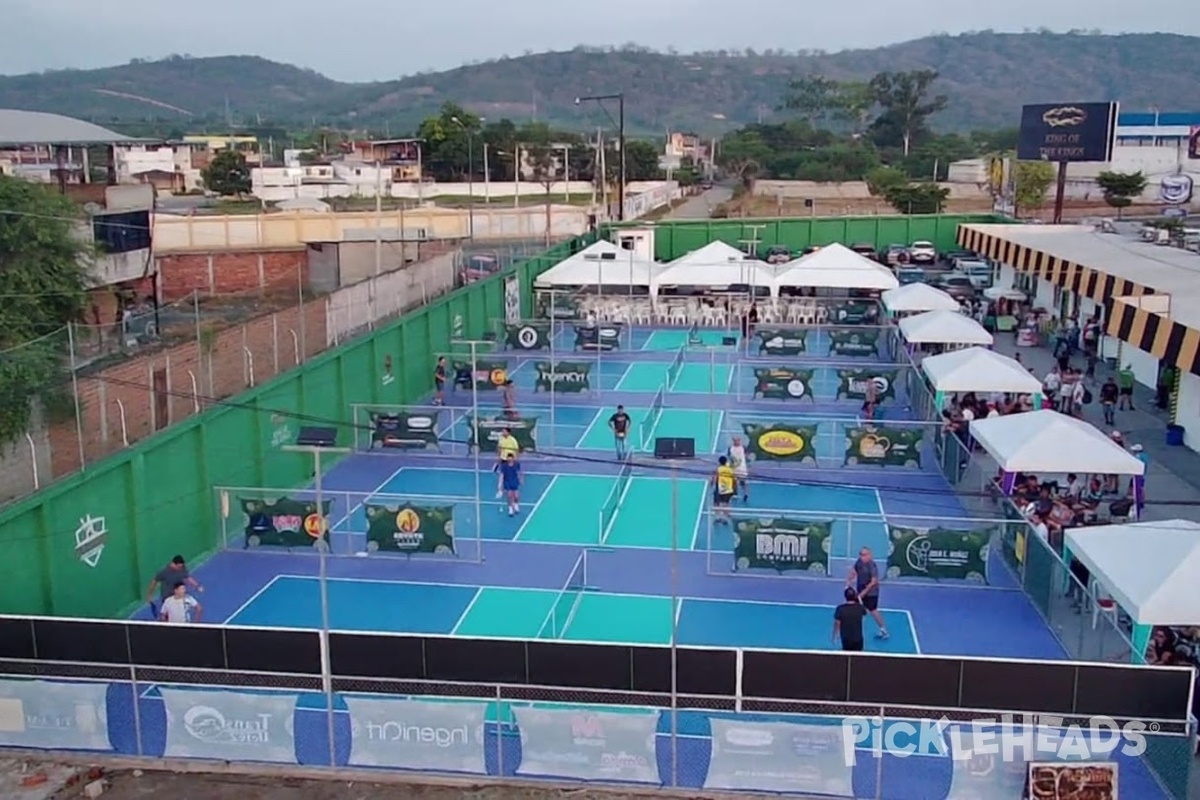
[1,32,1194,135]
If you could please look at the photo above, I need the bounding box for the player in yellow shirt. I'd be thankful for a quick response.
[494,428,520,499]
[713,456,737,524]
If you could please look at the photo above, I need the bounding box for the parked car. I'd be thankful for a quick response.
[882,244,910,266]
[909,240,937,264]
[460,254,501,284]
[765,245,793,264]
[942,249,977,264]
[850,243,878,260]
[700,178,714,190]
[896,266,926,285]
[932,272,976,300]
[955,259,995,289]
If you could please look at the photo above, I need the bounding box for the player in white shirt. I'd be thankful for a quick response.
[727,436,749,503]
[159,582,202,624]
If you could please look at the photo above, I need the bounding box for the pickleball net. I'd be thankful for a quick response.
[598,458,634,543]
[666,345,686,387]
[639,387,665,449]
[538,550,589,638]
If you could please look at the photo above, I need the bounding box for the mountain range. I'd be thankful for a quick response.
[1,31,1197,136]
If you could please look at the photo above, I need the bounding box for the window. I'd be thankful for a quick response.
[92,210,151,253]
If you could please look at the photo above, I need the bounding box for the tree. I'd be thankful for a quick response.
[865,166,908,197]
[1013,160,1056,217]
[0,176,94,442]
[622,140,663,181]
[1096,171,1148,217]
[783,75,841,123]
[868,70,948,156]
[416,102,480,181]
[882,182,950,214]
[201,149,251,196]
[525,144,561,246]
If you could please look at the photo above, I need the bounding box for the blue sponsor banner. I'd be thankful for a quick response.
[1017,103,1118,162]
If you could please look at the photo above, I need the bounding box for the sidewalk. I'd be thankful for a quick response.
[989,334,1200,525]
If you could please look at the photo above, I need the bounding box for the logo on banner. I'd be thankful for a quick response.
[757,431,805,456]
[1161,174,1194,205]
[361,719,481,746]
[756,533,808,562]
[74,514,108,567]
[1042,106,1087,127]
[849,376,889,395]
[183,704,281,745]
[785,380,806,397]
[516,326,540,348]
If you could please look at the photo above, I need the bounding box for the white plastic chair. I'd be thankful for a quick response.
[1090,582,1118,630]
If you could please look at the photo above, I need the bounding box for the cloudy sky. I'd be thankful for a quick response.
[3,0,1193,80]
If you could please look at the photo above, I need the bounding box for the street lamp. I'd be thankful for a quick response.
[450,116,482,240]
[575,93,626,221]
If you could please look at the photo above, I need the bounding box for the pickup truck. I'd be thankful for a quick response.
[955,259,995,289]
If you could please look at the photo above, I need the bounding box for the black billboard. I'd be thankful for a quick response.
[1017,102,1118,163]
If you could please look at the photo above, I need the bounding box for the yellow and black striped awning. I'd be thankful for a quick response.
[1108,299,1200,375]
[957,226,1151,305]
[957,224,1200,375]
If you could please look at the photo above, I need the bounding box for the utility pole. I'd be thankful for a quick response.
[576,93,626,220]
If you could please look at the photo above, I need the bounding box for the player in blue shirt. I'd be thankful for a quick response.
[498,452,524,517]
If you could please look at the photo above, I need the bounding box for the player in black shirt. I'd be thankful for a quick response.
[609,405,631,460]
[832,588,867,652]
[434,356,447,405]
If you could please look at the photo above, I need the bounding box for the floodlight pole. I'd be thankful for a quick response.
[283,442,349,767]
[453,338,490,545]
[668,461,680,786]
[575,93,625,221]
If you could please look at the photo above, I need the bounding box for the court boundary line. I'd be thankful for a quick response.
[686,478,708,551]
[512,475,560,542]
[712,410,726,454]
[225,574,285,625]
[449,587,484,635]
[905,610,921,654]
[576,407,607,446]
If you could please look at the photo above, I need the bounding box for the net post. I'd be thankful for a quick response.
[597,508,604,545]
[549,321,557,449]
[709,346,716,440]
[582,547,589,587]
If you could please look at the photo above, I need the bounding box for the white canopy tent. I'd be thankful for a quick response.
[1064,520,1200,628]
[967,410,1146,476]
[653,240,778,295]
[534,240,658,289]
[881,283,961,314]
[899,310,994,346]
[774,243,899,291]
[921,347,1043,397]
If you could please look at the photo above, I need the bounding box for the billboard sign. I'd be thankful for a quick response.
[1017,103,1118,162]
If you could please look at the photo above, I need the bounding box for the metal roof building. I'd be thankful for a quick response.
[0,109,138,146]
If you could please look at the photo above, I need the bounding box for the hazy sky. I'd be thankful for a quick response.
[4,0,1194,81]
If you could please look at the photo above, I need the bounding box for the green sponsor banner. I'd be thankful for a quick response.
[836,369,899,402]
[534,361,592,392]
[471,416,537,452]
[505,322,551,350]
[827,328,880,357]
[369,411,439,450]
[734,518,833,574]
[742,422,819,463]
[365,503,456,554]
[886,526,991,582]
[829,301,880,325]
[239,496,331,549]
[574,323,623,351]
[755,328,808,356]
[453,359,510,390]
[753,367,814,400]
[843,425,924,468]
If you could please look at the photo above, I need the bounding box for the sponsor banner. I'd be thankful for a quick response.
[742,423,819,463]
[886,526,991,583]
[1028,762,1118,800]
[949,749,1033,800]
[733,518,832,574]
[755,329,808,356]
[453,359,510,391]
[573,323,623,351]
[506,322,551,351]
[829,301,880,325]
[704,719,853,795]
[365,504,456,554]
[503,276,521,324]
[843,425,924,468]
[240,497,331,549]
[827,328,880,357]
[345,696,488,773]
[753,367,813,400]
[534,361,592,393]
[1017,102,1119,163]
[471,416,537,453]
[160,688,298,764]
[514,707,660,784]
[836,369,899,402]
[0,679,110,751]
[370,411,439,450]
[1160,174,1194,205]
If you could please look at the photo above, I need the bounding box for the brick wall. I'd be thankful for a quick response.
[46,300,327,479]
[156,247,309,301]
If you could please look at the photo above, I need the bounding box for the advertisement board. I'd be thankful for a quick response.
[1017,103,1118,162]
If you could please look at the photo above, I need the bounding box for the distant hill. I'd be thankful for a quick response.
[2,32,1198,136]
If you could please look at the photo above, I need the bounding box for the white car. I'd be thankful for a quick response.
[909,241,937,263]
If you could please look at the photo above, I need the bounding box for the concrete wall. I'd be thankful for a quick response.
[325,251,459,346]
[0,404,52,504]
[156,248,309,301]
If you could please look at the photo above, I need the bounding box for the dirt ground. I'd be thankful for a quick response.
[38,765,707,800]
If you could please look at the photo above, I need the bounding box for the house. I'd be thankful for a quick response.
[181,134,262,167]
[341,139,422,181]
[113,142,202,192]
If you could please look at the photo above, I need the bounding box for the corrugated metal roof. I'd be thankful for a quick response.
[0,109,142,146]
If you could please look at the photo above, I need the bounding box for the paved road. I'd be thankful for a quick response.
[663,185,733,219]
